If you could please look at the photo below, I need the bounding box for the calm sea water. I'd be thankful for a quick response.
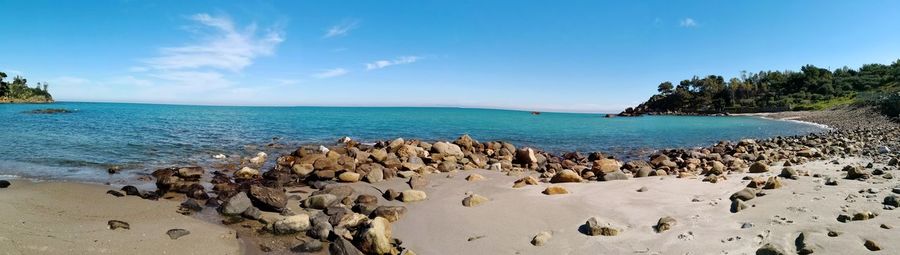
[0,102,824,182]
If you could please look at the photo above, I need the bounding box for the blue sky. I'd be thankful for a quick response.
[2,0,899,112]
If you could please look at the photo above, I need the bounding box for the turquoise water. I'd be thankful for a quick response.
[0,102,824,181]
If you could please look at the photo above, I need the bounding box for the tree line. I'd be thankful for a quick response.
[623,60,900,117]
[0,72,53,102]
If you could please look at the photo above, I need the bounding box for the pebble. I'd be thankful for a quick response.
[531,231,551,246]
[166,229,190,240]
[107,220,130,230]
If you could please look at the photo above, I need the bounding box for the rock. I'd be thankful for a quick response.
[220,192,252,216]
[655,216,676,232]
[291,163,314,177]
[462,194,489,207]
[175,166,203,180]
[600,170,629,181]
[889,158,899,166]
[234,167,260,179]
[213,153,227,159]
[292,239,324,253]
[516,148,538,165]
[249,152,268,165]
[106,190,124,197]
[338,172,361,182]
[365,166,385,183]
[795,232,815,255]
[357,217,395,255]
[513,176,539,188]
[272,214,311,234]
[709,161,726,175]
[542,186,569,195]
[399,190,427,202]
[108,220,130,230]
[824,177,839,186]
[844,165,869,179]
[248,185,287,211]
[305,194,338,209]
[550,169,583,183]
[408,175,428,190]
[779,167,799,179]
[592,159,621,173]
[308,216,333,241]
[730,188,757,201]
[749,161,769,173]
[465,173,485,182]
[374,206,407,222]
[864,239,881,251]
[120,185,142,196]
[884,195,900,207]
[583,217,619,236]
[241,206,261,220]
[731,199,749,213]
[756,243,787,255]
[383,189,400,201]
[763,177,783,189]
[531,231,552,246]
[179,199,203,213]
[432,141,464,159]
[166,229,190,240]
[107,166,122,174]
[0,180,10,188]
[330,237,365,255]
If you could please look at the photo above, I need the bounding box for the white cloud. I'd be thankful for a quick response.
[144,13,284,72]
[312,68,348,79]
[365,56,421,70]
[324,21,358,38]
[679,18,698,28]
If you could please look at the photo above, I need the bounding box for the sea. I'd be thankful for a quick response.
[0,102,826,182]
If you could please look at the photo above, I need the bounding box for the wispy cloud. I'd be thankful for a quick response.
[50,76,90,86]
[313,68,349,79]
[323,20,358,38]
[365,56,421,70]
[144,13,284,72]
[679,18,698,28]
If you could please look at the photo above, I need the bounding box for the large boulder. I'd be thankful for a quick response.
[748,161,769,173]
[356,217,396,255]
[516,148,538,165]
[591,159,621,174]
[219,192,252,215]
[305,194,339,209]
[273,214,311,234]
[399,190,427,202]
[432,142,464,160]
[550,169,583,183]
[844,165,870,179]
[248,185,287,211]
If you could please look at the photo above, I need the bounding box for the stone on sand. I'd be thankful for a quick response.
[542,186,569,195]
[399,190,427,202]
[465,173,485,182]
[749,161,769,173]
[550,169,583,183]
[273,214,311,234]
[531,231,552,246]
[583,217,620,236]
[462,194,489,207]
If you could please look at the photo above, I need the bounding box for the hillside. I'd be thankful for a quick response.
[0,72,53,103]
[620,60,900,118]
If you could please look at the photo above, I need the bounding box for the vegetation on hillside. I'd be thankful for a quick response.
[0,71,53,103]
[622,60,900,118]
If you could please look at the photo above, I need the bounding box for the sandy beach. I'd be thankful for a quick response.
[0,180,241,255]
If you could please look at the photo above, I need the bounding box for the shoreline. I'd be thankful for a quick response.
[733,112,833,130]
[0,107,897,254]
[0,180,242,254]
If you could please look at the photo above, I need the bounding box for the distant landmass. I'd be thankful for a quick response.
[0,71,53,103]
[621,60,900,118]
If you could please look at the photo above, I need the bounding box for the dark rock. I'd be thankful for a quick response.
[248,185,287,211]
[844,165,870,180]
[120,185,141,196]
[108,220,130,230]
[864,239,881,251]
[242,206,262,220]
[884,195,900,207]
[582,217,619,236]
[383,189,400,201]
[219,192,252,215]
[179,199,203,212]
[373,206,407,223]
[292,239,324,253]
[655,216,676,232]
[330,237,365,255]
[166,229,190,240]
[107,166,122,174]
[756,243,787,255]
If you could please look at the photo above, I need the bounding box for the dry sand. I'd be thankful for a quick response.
[380,157,899,254]
[0,180,241,255]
